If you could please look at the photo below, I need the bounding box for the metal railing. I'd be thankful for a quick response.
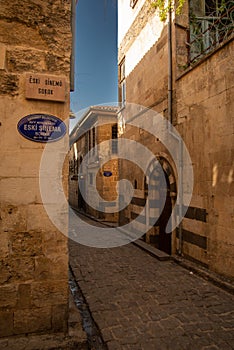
[188,1,234,64]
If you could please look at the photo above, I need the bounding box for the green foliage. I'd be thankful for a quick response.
[218,0,227,13]
[150,0,186,21]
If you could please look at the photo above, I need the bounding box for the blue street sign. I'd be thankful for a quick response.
[17,113,66,143]
[103,171,112,177]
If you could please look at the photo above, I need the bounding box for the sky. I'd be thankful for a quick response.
[70,0,118,118]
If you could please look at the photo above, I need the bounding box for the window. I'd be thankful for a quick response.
[205,0,226,16]
[74,158,78,175]
[79,156,83,173]
[85,133,88,154]
[92,128,96,148]
[112,124,118,154]
[119,58,126,106]
[92,127,96,155]
[88,130,91,151]
[121,81,126,106]
[120,58,125,81]
[189,0,234,64]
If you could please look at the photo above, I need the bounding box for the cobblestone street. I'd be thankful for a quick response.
[69,216,234,350]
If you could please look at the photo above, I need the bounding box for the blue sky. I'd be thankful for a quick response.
[70,0,118,115]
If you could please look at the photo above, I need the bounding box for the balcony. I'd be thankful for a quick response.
[188,1,234,64]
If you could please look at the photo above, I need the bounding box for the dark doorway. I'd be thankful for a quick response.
[145,158,176,255]
[78,181,86,211]
[157,170,172,254]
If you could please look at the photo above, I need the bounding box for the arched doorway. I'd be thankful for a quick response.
[145,157,177,255]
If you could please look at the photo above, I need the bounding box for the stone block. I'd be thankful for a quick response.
[0,285,17,308]
[31,280,68,308]
[225,63,234,89]
[26,204,61,232]
[215,224,234,245]
[0,232,9,258]
[0,1,44,29]
[42,230,68,257]
[0,204,27,233]
[14,307,52,334]
[0,71,19,96]
[182,241,208,265]
[0,150,42,178]
[34,254,68,281]
[10,231,43,257]
[0,262,11,284]
[0,21,45,48]
[209,240,234,278]
[0,310,13,337]
[0,44,6,70]
[0,255,35,284]
[52,304,68,332]
[0,178,42,206]
[182,218,207,236]
[6,48,46,73]
[17,283,31,309]
[45,53,70,75]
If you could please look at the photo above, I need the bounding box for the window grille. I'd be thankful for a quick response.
[189,0,234,64]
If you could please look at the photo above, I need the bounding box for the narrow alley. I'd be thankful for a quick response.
[69,214,234,350]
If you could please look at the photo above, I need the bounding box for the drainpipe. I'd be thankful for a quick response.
[168,6,173,126]
[167,5,183,255]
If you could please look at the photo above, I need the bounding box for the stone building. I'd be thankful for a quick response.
[69,106,119,223]
[118,0,234,277]
[0,0,84,348]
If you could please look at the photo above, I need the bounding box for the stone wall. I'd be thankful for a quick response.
[176,39,234,277]
[125,30,168,110]
[0,0,72,342]
[69,113,119,223]
[118,0,234,278]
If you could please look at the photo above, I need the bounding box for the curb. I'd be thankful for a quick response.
[172,256,234,295]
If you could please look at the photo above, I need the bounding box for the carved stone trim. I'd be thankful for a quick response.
[119,1,156,62]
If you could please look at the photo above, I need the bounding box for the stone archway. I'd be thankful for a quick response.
[144,156,177,254]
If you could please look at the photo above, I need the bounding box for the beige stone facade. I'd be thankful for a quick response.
[118,0,234,277]
[0,0,75,345]
[69,106,119,223]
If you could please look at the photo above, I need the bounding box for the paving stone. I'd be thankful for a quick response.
[159,316,181,330]
[124,344,141,350]
[107,340,122,350]
[141,337,169,350]
[101,328,114,342]
[69,219,234,350]
[175,312,191,324]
